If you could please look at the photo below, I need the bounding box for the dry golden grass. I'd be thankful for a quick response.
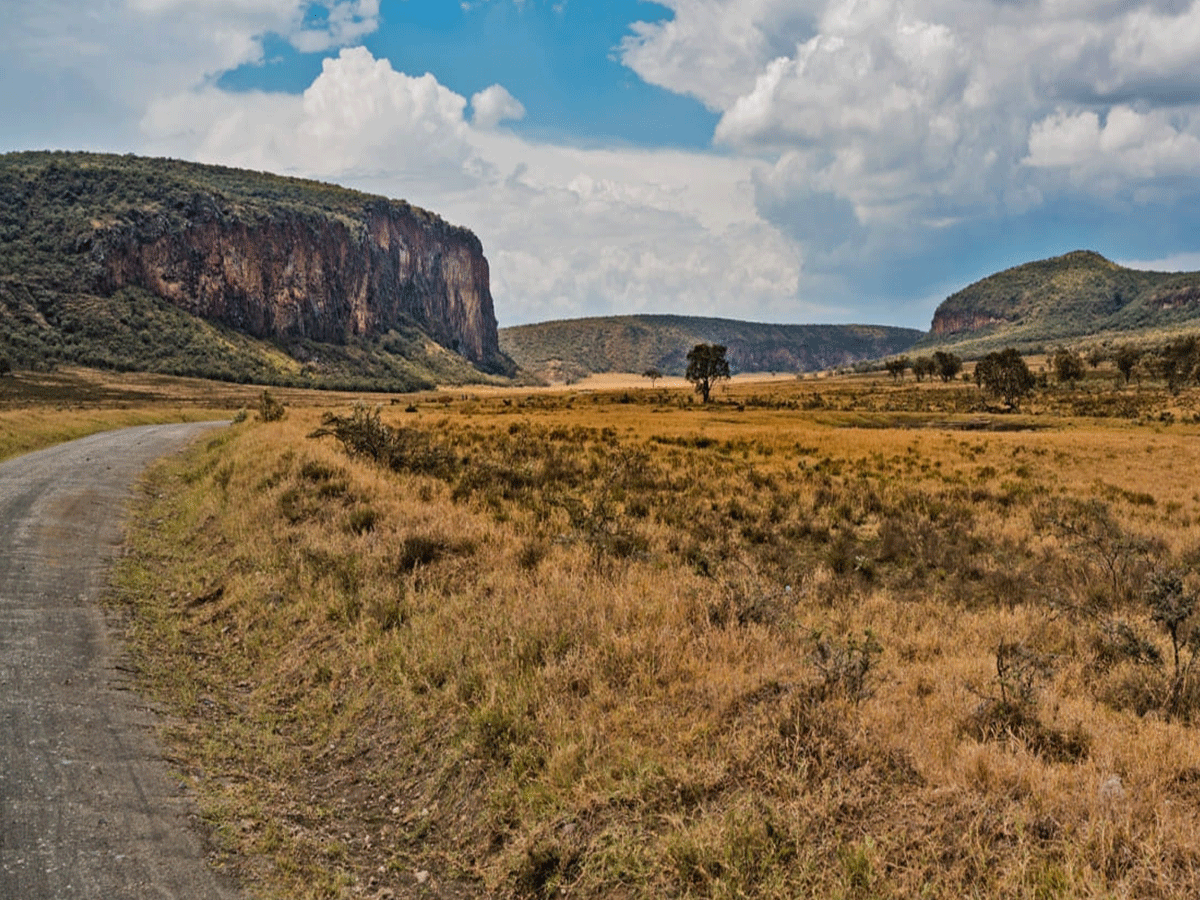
[110,370,1200,899]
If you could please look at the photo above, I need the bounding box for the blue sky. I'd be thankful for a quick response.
[217,3,719,148]
[4,0,1200,329]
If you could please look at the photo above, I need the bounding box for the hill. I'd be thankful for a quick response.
[0,151,514,391]
[917,250,1200,356]
[499,315,923,382]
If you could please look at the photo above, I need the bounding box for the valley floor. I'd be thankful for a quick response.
[17,364,1200,898]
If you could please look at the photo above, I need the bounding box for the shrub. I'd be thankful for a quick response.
[911,355,936,382]
[963,641,1090,762]
[808,630,883,704]
[1044,498,1158,608]
[933,350,962,382]
[975,348,1035,409]
[257,389,286,422]
[309,404,455,477]
[1052,347,1085,385]
[1146,569,1200,717]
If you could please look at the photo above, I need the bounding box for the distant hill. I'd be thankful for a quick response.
[0,151,514,391]
[499,315,923,382]
[917,250,1200,356]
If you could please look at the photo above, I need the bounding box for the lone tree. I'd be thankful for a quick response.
[975,348,1035,409]
[685,343,731,403]
[642,366,663,387]
[933,350,963,383]
[1115,345,1140,384]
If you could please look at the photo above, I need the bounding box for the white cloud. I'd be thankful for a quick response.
[8,0,1200,332]
[1025,106,1200,184]
[0,0,381,123]
[142,48,475,186]
[138,48,804,325]
[470,84,526,130]
[1121,251,1200,273]
[622,0,1200,269]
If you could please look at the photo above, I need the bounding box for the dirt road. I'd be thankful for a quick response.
[0,423,241,899]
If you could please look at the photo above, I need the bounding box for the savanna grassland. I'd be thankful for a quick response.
[107,365,1200,899]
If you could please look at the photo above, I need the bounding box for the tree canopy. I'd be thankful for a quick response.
[932,350,963,382]
[1052,347,1085,385]
[685,343,731,403]
[975,348,1035,409]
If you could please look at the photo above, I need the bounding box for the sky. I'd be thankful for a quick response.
[4,0,1200,331]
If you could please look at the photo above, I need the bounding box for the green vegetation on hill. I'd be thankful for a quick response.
[0,150,502,391]
[500,314,923,381]
[919,250,1200,357]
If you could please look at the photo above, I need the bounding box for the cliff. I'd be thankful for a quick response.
[0,151,512,388]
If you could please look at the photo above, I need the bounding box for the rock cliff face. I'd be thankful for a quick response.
[92,193,502,368]
[929,310,1010,336]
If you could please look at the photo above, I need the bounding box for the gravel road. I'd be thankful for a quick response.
[0,423,241,899]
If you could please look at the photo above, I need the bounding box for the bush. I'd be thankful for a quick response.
[808,630,883,704]
[933,350,962,382]
[1146,569,1200,717]
[1052,347,1085,385]
[257,389,286,422]
[962,641,1090,762]
[309,404,455,477]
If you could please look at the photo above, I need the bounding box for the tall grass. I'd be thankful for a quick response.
[115,376,1200,898]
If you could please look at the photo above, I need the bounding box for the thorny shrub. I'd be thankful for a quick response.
[963,641,1091,762]
[309,403,454,476]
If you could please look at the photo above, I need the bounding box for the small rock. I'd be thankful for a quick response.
[415,870,430,885]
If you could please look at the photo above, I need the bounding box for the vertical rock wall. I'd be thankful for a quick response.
[96,193,502,367]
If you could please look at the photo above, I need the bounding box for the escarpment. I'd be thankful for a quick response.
[93,193,502,368]
[0,151,512,387]
[929,309,1011,336]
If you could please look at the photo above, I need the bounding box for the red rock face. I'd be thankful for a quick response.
[94,194,501,367]
[929,310,1009,336]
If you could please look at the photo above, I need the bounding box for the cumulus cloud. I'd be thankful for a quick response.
[0,0,382,129]
[470,84,527,130]
[1026,106,1200,183]
[11,0,1200,331]
[143,48,475,188]
[622,0,1200,291]
[138,48,803,325]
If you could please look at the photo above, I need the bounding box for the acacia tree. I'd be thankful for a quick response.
[932,350,963,382]
[1052,347,1085,385]
[911,355,937,382]
[1115,345,1140,384]
[884,356,910,381]
[975,348,1035,409]
[685,343,731,403]
[642,367,663,387]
